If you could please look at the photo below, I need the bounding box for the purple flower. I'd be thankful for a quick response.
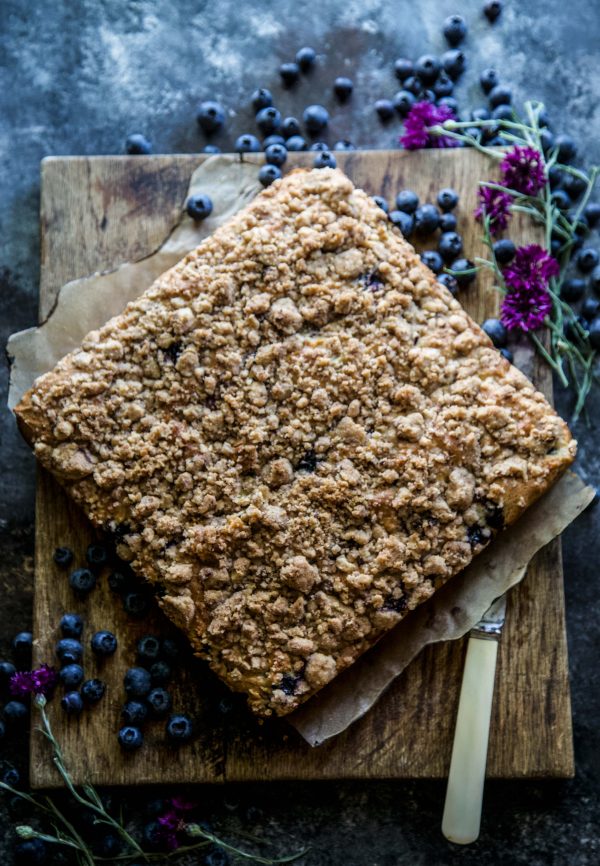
[170,796,196,812]
[157,811,183,851]
[400,101,459,150]
[10,665,57,698]
[474,185,513,235]
[500,244,559,332]
[501,289,553,332]
[500,146,546,196]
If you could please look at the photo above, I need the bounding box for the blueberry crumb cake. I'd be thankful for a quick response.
[15,168,575,717]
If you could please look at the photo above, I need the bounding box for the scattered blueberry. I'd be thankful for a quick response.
[333,76,353,101]
[186,193,213,221]
[234,134,261,153]
[480,67,499,94]
[488,85,512,107]
[537,127,553,154]
[147,687,173,718]
[166,713,194,743]
[421,251,444,274]
[160,638,180,664]
[333,139,356,151]
[4,701,28,723]
[122,591,152,618]
[14,839,48,866]
[439,96,460,115]
[56,638,83,665]
[256,106,281,135]
[69,568,96,595]
[125,134,152,155]
[394,58,414,81]
[196,101,225,134]
[262,134,286,149]
[108,571,133,594]
[443,14,467,46]
[561,279,586,302]
[415,54,441,85]
[93,832,122,858]
[590,265,600,294]
[439,212,457,232]
[59,663,84,689]
[91,630,118,657]
[564,172,588,200]
[395,190,419,214]
[375,98,395,121]
[0,659,16,685]
[581,297,600,320]
[281,116,301,138]
[441,49,466,80]
[0,720,5,740]
[279,61,300,86]
[439,231,464,262]
[588,318,600,349]
[303,104,329,133]
[250,88,273,111]
[499,347,513,362]
[124,667,152,698]
[414,203,441,235]
[393,89,416,117]
[437,188,459,211]
[121,700,148,726]
[433,72,454,98]
[492,104,513,121]
[555,134,577,163]
[137,634,161,665]
[389,210,414,237]
[584,202,600,227]
[12,631,32,659]
[576,247,599,273]
[450,258,477,286]
[548,165,564,189]
[296,46,316,72]
[482,318,508,347]
[205,848,231,866]
[484,0,502,21]
[309,140,329,151]
[258,164,282,186]
[471,107,491,122]
[118,726,143,751]
[81,678,105,703]
[203,144,221,154]
[403,75,422,96]
[438,273,459,295]
[53,547,73,568]
[372,195,389,213]
[2,766,20,786]
[551,189,571,211]
[143,820,165,851]
[150,660,172,685]
[145,797,167,818]
[265,143,287,166]
[313,151,337,169]
[493,238,516,265]
[61,691,84,715]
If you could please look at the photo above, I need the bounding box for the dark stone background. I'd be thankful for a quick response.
[1,0,599,863]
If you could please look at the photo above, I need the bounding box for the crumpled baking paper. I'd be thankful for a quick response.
[6,155,593,746]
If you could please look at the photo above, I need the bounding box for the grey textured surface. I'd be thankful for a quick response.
[1,0,599,864]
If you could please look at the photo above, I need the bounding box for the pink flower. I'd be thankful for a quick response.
[500,146,546,196]
[500,244,559,332]
[474,185,513,235]
[400,101,459,150]
[10,665,57,698]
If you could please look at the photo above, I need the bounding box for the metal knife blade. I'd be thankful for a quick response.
[470,592,507,640]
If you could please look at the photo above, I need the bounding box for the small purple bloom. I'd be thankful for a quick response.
[503,244,560,294]
[501,289,553,332]
[10,664,57,698]
[474,185,513,235]
[157,811,182,851]
[500,146,546,196]
[400,101,459,150]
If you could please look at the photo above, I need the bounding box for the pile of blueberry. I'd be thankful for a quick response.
[56,613,108,715]
[0,630,33,788]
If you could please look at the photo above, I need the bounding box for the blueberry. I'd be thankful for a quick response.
[281,116,301,138]
[492,104,513,121]
[539,128,554,154]
[145,797,166,818]
[480,67,499,94]
[551,189,571,211]
[0,659,16,685]
[564,172,588,200]
[56,638,83,664]
[565,316,590,341]
[375,99,395,121]
[443,14,467,46]
[489,85,512,107]
[218,694,235,715]
[205,848,231,866]
[372,195,389,213]
[438,96,460,115]
[122,591,152,618]
[555,134,577,163]
[471,107,491,122]
[122,700,148,725]
[124,667,152,698]
[118,726,143,751]
[482,317,508,347]
[442,49,466,80]
[250,88,273,111]
[262,134,286,150]
[421,251,444,274]
[394,58,414,81]
[186,193,213,221]
[450,258,477,286]
[493,238,516,265]
[548,165,564,189]
[143,820,165,851]
[589,318,600,349]
[150,660,172,685]
[584,202,600,226]
[69,567,96,595]
[581,297,600,320]
[285,135,307,151]
[196,101,225,134]
[61,691,83,715]
[308,141,328,152]
[296,46,316,72]
[258,164,282,187]
[439,212,457,232]
[91,630,117,657]
[422,89,436,104]
[86,544,108,568]
[81,678,105,703]
[433,72,454,98]
[166,713,194,743]
[415,54,441,85]
[591,265,600,294]
[146,687,172,718]
[438,272,459,295]
[333,139,356,151]
[393,90,416,117]
[234,134,261,154]
[484,0,502,21]
[59,664,84,689]
[12,631,33,659]
[388,210,414,238]
[4,701,28,723]
[437,188,459,211]
[577,247,600,273]
[14,839,48,865]
[137,635,161,665]
[561,279,586,302]
[53,547,73,568]
[499,347,513,362]
[93,832,122,858]
[256,106,281,135]
[333,76,353,101]
[313,151,336,169]
[279,62,300,86]
[403,75,423,96]
[395,189,419,214]
[303,104,329,134]
[438,231,463,262]
[414,203,441,235]
[160,638,180,664]
[2,766,20,786]
[570,211,589,240]
[265,143,287,166]
[125,134,152,155]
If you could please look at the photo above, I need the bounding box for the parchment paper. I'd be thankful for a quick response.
[6,156,593,746]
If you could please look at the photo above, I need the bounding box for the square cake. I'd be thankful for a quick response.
[15,167,576,716]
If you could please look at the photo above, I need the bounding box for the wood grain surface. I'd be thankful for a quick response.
[30,150,574,787]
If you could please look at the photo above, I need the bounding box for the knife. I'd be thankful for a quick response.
[441,593,507,845]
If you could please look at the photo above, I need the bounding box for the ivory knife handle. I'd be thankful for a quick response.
[442,635,499,845]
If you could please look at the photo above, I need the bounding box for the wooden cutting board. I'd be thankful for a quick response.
[30,150,574,787]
